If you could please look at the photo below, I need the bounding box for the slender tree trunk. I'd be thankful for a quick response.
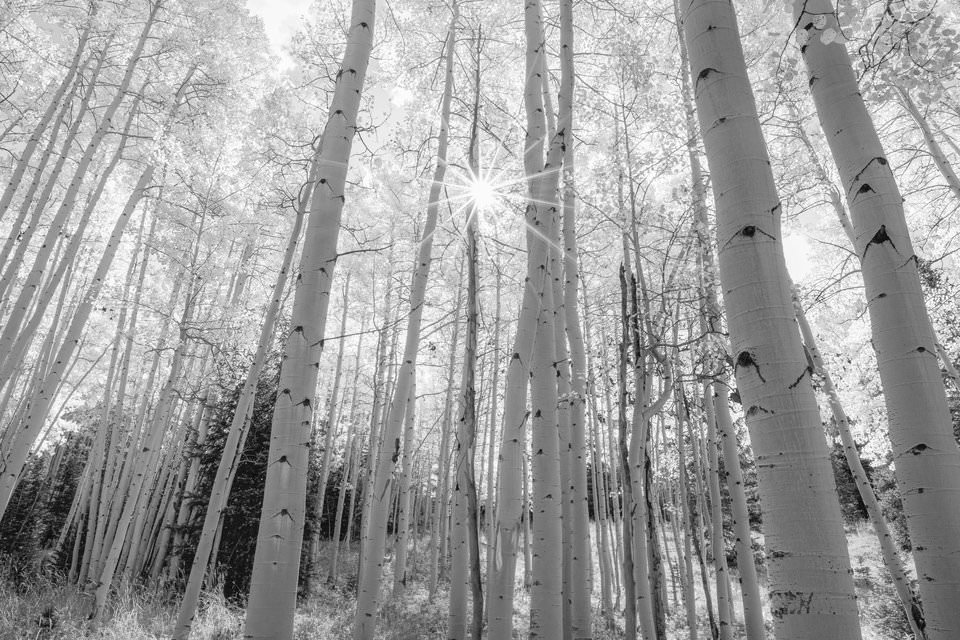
[703,385,732,640]
[392,380,416,596]
[449,35,483,637]
[173,185,308,640]
[428,284,460,597]
[353,8,451,637]
[0,8,94,219]
[712,384,766,639]
[308,272,352,593]
[897,87,960,202]
[0,168,153,517]
[243,0,374,636]
[792,287,926,638]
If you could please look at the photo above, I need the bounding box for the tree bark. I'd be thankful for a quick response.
[682,0,862,636]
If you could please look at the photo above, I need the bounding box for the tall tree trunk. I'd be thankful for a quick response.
[308,272,351,593]
[557,0,591,634]
[681,0,862,637]
[353,7,451,637]
[897,87,960,202]
[0,168,153,517]
[449,31,483,638]
[795,4,960,635]
[242,1,374,636]
[174,173,308,639]
[703,385,732,640]
[392,380,416,595]
[792,287,926,638]
[0,6,95,219]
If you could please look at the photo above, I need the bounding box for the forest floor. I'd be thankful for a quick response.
[0,524,914,640]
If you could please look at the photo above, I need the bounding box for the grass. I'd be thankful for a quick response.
[0,527,917,639]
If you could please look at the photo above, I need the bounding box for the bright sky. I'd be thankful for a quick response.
[246,0,312,67]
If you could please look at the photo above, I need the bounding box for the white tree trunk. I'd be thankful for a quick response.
[682,0,862,636]
[794,2,960,635]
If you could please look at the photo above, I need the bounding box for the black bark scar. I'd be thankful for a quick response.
[735,351,766,382]
[862,224,897,259]
[848,156,888,193]
[788,365,814,389]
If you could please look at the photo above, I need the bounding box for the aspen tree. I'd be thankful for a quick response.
[428,281,460,597]
[353,6,452,637]
[329,321,365,584]
[0,7,94,220]
[0,41,111,304]
[327,406,356,582]
[393,380,416,595]
[897,88,960,203]
[483,263,501,600]
[449,31,483,638]
[681,0,862,636]
[794,2,960,635]
[675,18,764,632]
[712,385,765,639]
[557,0,592,633]
[0,168,154,518]
[95,272,196,614]
[176,170,311,631]
[703,385,733,640]
[0,4,159,372]
[675,393,698,640]
[792,287,926,638]
[617,265,640,640]
[242,0,374,636]
[521,0,568,634]
[307,272,351,593]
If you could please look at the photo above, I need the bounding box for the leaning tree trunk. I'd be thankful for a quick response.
[0,8,94,220]
[681,0,862,637]
[353,7,451,638]
[242,1,374,636]
[0,169,154,518]
[307,271,351,594]
[795,3,960,636]
[172,188,307,639]
[792,287,926,638]
[897,87,960,203]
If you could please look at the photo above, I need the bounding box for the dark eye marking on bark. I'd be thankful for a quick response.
[392,438,400,463]
[905,443,929,455]
[735,351,765,382]
[787,365,814,389]
[745,405,772,418]
[696,68,719,90]
[862,224,897,259]
[849,156,888,189]
[722,225,775,249]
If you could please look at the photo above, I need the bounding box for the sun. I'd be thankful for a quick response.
[467,175,498,211]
